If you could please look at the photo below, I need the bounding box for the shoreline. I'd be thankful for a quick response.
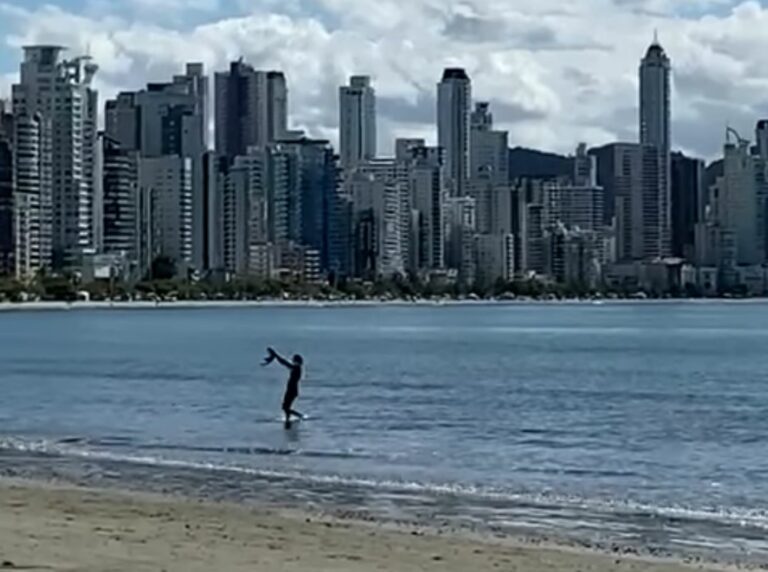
[0,477,742,572]
[1,297,767,312]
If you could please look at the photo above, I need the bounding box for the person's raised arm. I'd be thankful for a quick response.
[268,347,293,369]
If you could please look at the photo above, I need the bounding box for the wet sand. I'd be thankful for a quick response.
[0,479,736,572]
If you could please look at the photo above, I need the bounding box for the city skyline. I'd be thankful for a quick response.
[0,1,767,160]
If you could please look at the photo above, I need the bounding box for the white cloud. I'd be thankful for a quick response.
[1,0,768,159]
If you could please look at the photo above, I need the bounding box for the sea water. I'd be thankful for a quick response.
[2,302,768,562]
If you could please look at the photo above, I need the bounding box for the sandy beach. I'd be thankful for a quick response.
[0,479,735,572]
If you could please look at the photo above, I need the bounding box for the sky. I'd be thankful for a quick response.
[1,0,767,159]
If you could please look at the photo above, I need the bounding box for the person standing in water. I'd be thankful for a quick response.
[263,347,304,428]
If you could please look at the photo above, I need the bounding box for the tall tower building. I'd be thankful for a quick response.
[640,34,671,153]
[339,76,377,170]
[409,146,445,271]
[0,105,13,275]
[13,46,98,269]
[670,152,704,260]
[639,35,672,259]
[101,135,140,266]
[437,68,471,196]
[214,62,288,161]
[13,112,53,279]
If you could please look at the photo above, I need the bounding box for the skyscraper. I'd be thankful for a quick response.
[711,129,763,269]
[101,135,140,268]
[139,156,193,274]
[13,46,98,269]
[589,142,643,261]
[13,112,53,279]
[346,171,403,279]
[469,102,508,186]
[261,137,340,273]
[640,35,671,153]
[0,106,13,275]
[670,152,704,260]
[445,196,477,283]
[339,76,376,170]
[639,36,672,259]
[214,62,288,161]
[409,146,445,271]
[104,64,209,271]
[437,68,471,196]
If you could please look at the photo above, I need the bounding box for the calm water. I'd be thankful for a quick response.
[2,302,768,561]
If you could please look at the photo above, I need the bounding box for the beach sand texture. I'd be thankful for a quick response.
[0,480,730,572]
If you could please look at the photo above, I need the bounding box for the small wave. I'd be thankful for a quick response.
[2,435,768,533]
[1,435,369,462]
[138,443,368,460]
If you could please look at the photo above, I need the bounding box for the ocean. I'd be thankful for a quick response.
[1,302,768,563]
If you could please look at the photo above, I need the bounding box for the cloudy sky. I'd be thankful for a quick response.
[0,0,766,159]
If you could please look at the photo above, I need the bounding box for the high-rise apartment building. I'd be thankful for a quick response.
[409,146,445,271]
[639,36,672,260]
[670,152,704,260]
[12,45,98,268]
[339,76,376,170]
[105,64,209,271]
[139,156,193,274]
[346,171,403,279]
[215,62,287,161]
[590,142,643,261]
[469,102,508,185]
[101,135,140,269]
[13,112,53,279]
[0,106,13,275]
[437,68,471,196]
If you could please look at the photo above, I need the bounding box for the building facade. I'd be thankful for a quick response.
[139,155,193,275]
[0,107,13,275]
[339,76,376,170]
[13,112,53,280]
[102,135,140,276]
[469,102,508,186]
[638,37,672,260]
[13,46,98,269]
[437,68,471,196]
[214,62,287,161]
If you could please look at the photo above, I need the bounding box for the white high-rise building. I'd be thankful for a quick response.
[437,68,471,196]
[13,113,53,279]
[711,129,764,268]
[0,107,13,275]
[639,36,672,260]
[13,45,98,268]
[354,156,412,271]
[339,76,376,170]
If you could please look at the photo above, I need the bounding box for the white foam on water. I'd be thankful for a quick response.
[2,434,768,532]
